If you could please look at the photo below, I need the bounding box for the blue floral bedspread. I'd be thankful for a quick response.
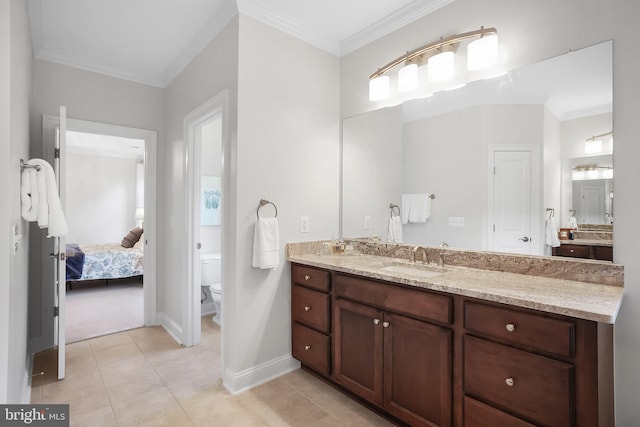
[71,243,144,281]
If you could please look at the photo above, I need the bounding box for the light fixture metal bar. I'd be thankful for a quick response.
[370,26,497,79]
[586,131,613,141]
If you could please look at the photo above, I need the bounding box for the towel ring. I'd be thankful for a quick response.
[389,203,400,218]
[257,199,277,219]
[20,159,41,171]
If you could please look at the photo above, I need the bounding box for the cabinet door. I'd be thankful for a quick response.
[333,298,384,405]
[384,313,452,427]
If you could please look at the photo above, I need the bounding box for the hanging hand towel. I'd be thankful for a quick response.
[252,217,280,269]
[20,159,68,238]
[401,193,432,224]
[545,217,560,248]
[387,216,403,243]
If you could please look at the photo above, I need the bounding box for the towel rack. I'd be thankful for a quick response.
[389,203,400,218]
[569,209,576,218]
[20,159,41,171]
[257,199,278,219]
[428,194,436,200]
[546,208,555,218]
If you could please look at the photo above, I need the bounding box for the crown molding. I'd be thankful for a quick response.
[340,0,455,56]
[237,0,340,55]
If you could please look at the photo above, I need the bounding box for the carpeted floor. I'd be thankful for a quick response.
[65,278,144,343]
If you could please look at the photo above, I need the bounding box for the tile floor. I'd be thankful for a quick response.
[31,317,395,426]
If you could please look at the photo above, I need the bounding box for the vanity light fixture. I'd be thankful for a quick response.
[369,26,498,101]
[585,131,612,154]
[571,164,613,181]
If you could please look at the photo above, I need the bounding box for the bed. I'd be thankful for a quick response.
[66,241,144,288]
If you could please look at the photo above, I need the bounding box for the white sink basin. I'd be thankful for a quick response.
[379,262,449,279]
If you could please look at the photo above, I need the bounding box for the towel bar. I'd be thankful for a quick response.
[389,203,401,218]
[257,199,278,219]
[20,159,41,171]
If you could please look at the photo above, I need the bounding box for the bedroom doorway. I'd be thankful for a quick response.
[42,116,158,344]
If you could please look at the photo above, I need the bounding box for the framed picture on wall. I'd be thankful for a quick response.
[201,176,221,226]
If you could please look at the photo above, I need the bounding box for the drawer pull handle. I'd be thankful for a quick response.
[373,319,380,325]
[304,306,311,312]
[570,249,575,253]
[505,377,515,387]
[383,321,390,328]
[304,275,311,280]
[505,323,515,332]
[304,345,311,351]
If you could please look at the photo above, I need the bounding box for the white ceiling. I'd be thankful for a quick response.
[28,0,453,87]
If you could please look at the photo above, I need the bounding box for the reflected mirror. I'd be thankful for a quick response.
[342,40,612,256]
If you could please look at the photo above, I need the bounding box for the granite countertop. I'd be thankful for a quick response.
[287,252,623,324]
[559,239,614,247]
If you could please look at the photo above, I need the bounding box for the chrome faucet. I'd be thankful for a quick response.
[438,242,449,266]
[411,246,429,264]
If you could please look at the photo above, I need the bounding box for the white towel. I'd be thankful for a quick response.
[568,217,578,229]
[252,217,280,269]
[387,216,403,243]
[20,159,68,238]
[401,193,432,224]
[545,217,560,248]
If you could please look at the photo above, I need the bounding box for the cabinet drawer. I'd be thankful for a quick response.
[291,264,330,292]
[292,323,330,376]
[593,245,613,261]
[335,274,452,325]
[464,336,574,427]
[292,285,330,333]
[465,301,575,358]
[555,244,590,258]
[464,396,535,427]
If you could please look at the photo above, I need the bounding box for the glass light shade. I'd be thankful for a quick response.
[369,75,390,101]
[602,168,613,179]
[572,170,585,180]
[398,63,418,92]
[135,207,145,220]
[585,139,602,154]
[467,34,499,70]
[428,51,454,82]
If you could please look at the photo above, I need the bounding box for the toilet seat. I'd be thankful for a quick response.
[209,282,221,294]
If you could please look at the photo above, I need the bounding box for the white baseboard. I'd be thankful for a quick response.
[157,312,183,345]
[223,354,301,395]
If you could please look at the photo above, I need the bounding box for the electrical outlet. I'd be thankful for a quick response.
[300,217,309,233]
[448,216,465,227]
[364,216,372,230]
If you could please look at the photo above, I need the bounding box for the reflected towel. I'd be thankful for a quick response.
[545,217,560,248]
[401,193,431,224]
[387,216,403,243]
[252,217,280,269]
[21,159,68,238]
[568,217,578,229]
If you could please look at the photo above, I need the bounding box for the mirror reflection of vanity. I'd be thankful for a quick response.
[342,40,613,259]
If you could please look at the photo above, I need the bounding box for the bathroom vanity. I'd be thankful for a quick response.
[288,242,623,427]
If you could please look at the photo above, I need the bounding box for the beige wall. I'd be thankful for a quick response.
[340,0,640,422]
[1,0,32,402]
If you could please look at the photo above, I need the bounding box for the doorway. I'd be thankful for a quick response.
[41,116,158,344]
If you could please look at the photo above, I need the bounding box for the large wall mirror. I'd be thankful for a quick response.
[341,40,612,256]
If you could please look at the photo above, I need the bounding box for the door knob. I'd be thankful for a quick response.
[518,236,530,242]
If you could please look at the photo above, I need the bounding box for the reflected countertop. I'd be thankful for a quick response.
[287,252,623,324]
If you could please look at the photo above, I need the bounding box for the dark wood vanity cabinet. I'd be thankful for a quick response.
[553,243,613,261]
[290,263,614,427]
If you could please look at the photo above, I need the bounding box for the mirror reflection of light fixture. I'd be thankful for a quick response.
[368,26,498,101]
[571,164,613,180]
[585,131,612,154]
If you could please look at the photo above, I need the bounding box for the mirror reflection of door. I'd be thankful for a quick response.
[573,180,608,224]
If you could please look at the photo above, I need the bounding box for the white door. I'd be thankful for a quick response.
[491,151,533,255]
[54,106,67,380]
[580,186,605,224]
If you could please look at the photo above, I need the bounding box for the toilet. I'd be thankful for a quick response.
[201,253,222,326]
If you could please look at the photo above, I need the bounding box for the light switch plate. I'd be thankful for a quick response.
[364,216,372,230]
[448,216,465,227]
[300,217,309,233]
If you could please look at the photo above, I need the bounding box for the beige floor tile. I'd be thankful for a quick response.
[92,341,144,367]
[150,352,209,386]
[66,340,93,358]
[169,375,228,404]
[183,394,264,427]
[101,362,165,404]
[138,408,195,427]
[89,331,135,353]
[69,404,118,427]
[42,381,111,417]
[112,387,181,426]
[30,385,42,404]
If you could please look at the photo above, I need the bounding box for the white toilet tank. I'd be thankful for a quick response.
[201,253,221,285]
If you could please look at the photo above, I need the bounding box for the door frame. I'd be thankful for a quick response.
[42,115,158,327]
[487,144,541,255]
[184,90,229,347]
